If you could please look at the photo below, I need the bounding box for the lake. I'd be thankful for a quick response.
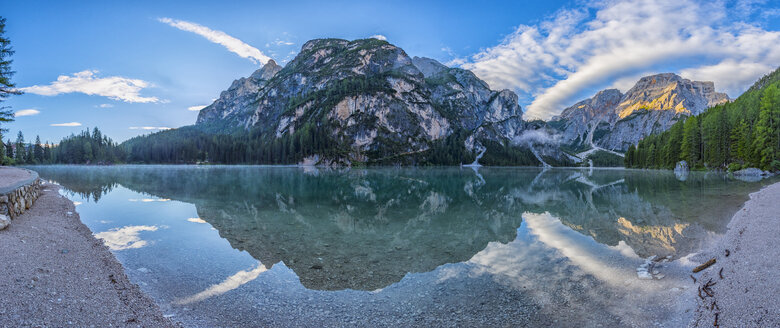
[28,165,776,327]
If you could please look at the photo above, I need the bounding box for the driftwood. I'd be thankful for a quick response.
[719,267,724,279]
[693,258,717,273]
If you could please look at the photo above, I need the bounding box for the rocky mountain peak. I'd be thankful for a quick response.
[618,73,728,118]
[552,73,729,152]
[411,56,448,78]
[248,59,282,82]
[195,38,570,166]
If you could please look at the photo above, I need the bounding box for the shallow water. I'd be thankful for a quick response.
[29,165,777,327]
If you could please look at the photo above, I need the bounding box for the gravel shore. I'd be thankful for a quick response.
[0,180,177,327]
[689,181,780,327]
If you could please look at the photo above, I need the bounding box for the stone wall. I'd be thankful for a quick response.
[0,178,43,219]
[0,170,42,229]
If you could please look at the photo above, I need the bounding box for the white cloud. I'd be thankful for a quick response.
[14,109,40,117]
[20,70,160,103]
[98,103,114,108]
[129,126,171,130]
[274,40,294,46]
[187,105,207,111]
[159,17,272,64]
[370,34,387,41]
[50,122,82,127]
[462,0,780,120]
[187,217,207,223]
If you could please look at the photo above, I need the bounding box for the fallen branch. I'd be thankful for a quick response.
[693,258,717,273]
[719,267,724,279]
[691,275,697,283]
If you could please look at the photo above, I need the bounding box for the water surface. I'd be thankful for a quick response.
[30,165,776,327]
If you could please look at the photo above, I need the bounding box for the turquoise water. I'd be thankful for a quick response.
[30,165,776,327]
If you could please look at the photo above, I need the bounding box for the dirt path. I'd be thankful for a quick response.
[689,181,780,327]
[0,180,178,327]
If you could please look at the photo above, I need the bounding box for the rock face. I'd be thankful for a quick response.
[197,59,283,127]
[196,38,566,165]
[551,73,729,151]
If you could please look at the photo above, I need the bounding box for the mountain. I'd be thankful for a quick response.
[190,38,570,166]
[196,59,282,126]
[551,73,729,152]
[627,66,780,170]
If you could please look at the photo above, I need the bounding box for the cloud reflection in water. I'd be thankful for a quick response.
[175,263,268,305]
[94,225,159,250]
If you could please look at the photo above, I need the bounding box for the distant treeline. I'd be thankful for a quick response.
[5,128,124,165]
[119,126,543,166]
[625,68,780,171]
[15,124,544,166]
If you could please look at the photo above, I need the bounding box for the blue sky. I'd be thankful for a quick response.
[3,0,780,144]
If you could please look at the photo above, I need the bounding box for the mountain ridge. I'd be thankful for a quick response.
[122,38,755,167]
[193,37,567,166]
[551,73,729,152]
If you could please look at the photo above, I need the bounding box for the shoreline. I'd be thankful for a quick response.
[0,179,177,327]
[688,181,780,327]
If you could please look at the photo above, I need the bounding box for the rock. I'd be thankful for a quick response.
[733,168,771,176]
[674,160,689,172]
[193,38,572,166]
[551,74,728,152]
[732,168,773,182]
[674,161,690,181]
[0,214,9,230]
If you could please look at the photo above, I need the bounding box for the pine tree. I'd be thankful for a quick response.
[14,131,24,163]
[43,141,52,163]
[34,135,43,163]
[753,84,780,170]
[681,116,701,165]
[0,17,19,132]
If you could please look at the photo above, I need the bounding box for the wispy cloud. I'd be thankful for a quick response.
[370,34,387,41]
[14,109,40,117]
[97,103,114,108]
[159,17,272,64]
[187,105,207,111]
[129,126,171,130]
[50,122,82,127]
[20,70,160,103]
[274,39,294,46]
[461,0,780,120]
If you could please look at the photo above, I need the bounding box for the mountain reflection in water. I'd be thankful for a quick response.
[35,165,771,292]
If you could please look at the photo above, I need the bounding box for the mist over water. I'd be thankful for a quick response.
[30,165,777,327]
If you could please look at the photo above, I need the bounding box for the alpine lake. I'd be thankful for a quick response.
[28,165,778,327]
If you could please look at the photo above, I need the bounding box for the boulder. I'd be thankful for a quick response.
[733,168,770,176]
[674,161,689,181]
[674,160,689,172]
[732,168,773,182]
[0,214,9,230]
